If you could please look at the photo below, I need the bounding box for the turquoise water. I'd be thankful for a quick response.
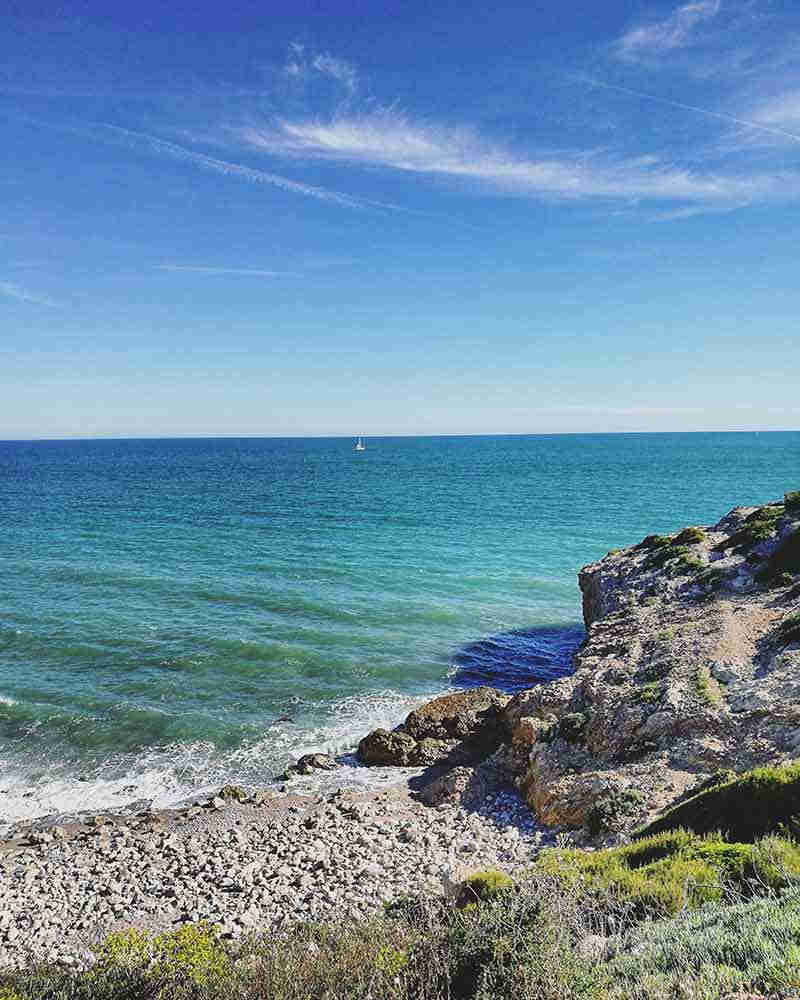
[1,432,798,825]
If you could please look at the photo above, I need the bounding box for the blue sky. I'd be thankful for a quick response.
[2,0,799,438]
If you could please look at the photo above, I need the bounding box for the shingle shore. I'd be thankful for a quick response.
[0,778,545,968]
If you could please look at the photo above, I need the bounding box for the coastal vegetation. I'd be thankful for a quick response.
[715,503,785,553]
[2,838,799,1000]
[778,613,800,643]
[639,762,800,841]
[693,664,723,707]
[3,493,800,997]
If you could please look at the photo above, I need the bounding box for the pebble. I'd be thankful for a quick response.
[0,783,548,967]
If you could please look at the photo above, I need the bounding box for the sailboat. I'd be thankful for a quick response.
[354,436,366,451]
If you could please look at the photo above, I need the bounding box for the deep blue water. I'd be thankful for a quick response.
[0,432,797,825]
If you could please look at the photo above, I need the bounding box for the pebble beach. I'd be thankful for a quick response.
[0,774,546,968]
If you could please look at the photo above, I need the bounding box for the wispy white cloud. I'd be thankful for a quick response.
[311,54,358,94]
[616,0,721,58]
[0,281,58,307]
[240,108,800,207]
[750,90,800,130]
[283,44,358,95]
[156,265,299,277]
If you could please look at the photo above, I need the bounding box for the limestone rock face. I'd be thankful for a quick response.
[508,497,800,832]
[356,496,800,837]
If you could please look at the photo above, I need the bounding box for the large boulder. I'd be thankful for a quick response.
[357,729,418,766]
[404,686,510,748]
[357,686,511,768]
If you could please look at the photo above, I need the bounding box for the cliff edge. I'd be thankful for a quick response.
[360,491,800,838]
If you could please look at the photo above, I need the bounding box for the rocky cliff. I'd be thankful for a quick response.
[359,492,800,837]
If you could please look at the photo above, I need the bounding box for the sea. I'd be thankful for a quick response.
[1,432,798,830]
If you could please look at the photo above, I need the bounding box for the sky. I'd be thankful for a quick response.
[2,0,799,438]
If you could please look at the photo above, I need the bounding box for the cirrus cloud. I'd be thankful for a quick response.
[239,107,799,208]
[616,0,722,58]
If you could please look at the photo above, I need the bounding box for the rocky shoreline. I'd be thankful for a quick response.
[0,774,544,968]
[2,491,798,970]
[352,494,800,838]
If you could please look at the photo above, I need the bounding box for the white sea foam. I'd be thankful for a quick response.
[0,686,446,834]
[0,695,17,706]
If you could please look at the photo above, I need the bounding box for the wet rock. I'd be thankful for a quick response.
[281,754,340,779]
[357,729,418,766]
[217,785,249,803]
[403,686,510,748]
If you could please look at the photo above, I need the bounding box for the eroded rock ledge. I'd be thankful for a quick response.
[359,493,800,837]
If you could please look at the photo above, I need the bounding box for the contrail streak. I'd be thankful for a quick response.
[581,77,800,145]
[92,122,370,207]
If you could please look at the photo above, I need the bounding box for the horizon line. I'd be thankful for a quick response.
[1,428,798,443]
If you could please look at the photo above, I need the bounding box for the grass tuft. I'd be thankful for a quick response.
[674,526,706,545]
[694,664,723,707]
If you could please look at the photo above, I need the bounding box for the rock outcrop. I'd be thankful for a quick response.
[358,493,800,836]
[509,494,800,833]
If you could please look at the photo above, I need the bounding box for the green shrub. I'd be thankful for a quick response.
[605,887,800,998]
[638,762,800,841]
[635,681,663,704]
[534,830,800,920]
[674,526,706,545]
[93,927,152,970]
[217,784,249,802]
[585,788,645,837]
[637,534,672,550]
[644,545,691,571]
[672,553,705,575]
[694,664,723,707]
[457,870,514,907]
[90,923,230,994]
[423,885,607,1000]
[777,613,800,644]
[786,490,800,512]
[715,505,785,553]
